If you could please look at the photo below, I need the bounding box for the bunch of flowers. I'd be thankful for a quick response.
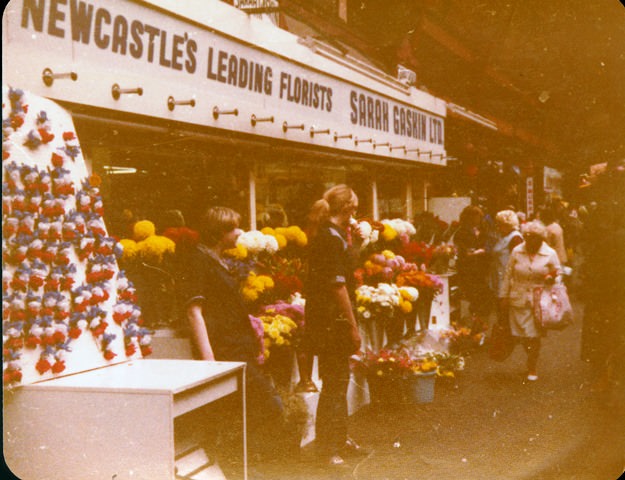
[429,243,457,273]
[258,310,299,359]
[398,240,435,267]
[240,271,274,303]
[395,267,444,297]
[358,348,414,379]
[119,220,176,265]
[354,250,409,286]
[380,218,417,243]
[234,230,279,258]
[161,226,200,250]
[355,283,418,320]
[352,218,384,249]
[260,225,308,250]
[439,321,485,353]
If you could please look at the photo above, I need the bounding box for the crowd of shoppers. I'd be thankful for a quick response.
[170,160,624,473]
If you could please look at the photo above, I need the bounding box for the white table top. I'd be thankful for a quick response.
[23,359,245,394]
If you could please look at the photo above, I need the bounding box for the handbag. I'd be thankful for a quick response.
[533,283,573,330]
[488,323,515,361]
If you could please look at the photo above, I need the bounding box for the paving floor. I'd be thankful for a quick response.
[249,301,625,480]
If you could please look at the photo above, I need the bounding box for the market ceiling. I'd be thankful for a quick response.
[324,0,625,173]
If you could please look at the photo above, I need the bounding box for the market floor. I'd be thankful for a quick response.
[249,301,625,480]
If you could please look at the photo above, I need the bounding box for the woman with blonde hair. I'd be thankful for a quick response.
[304,184,365,466]
[491,209,524,322]
[500,220,561,381]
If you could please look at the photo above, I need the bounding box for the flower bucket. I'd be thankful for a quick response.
[416,292,434,331]
[404,371,436,404]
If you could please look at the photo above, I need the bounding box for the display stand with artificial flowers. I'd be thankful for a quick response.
[2,86,151,387]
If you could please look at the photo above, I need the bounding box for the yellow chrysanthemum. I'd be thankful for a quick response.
[274,234,287,249]
[137,235,176,264]
[381,224,398,242]
[120,238,138,261]
[241,287,259,302]
[258,275,274,289]
[382,249,396,259]
[133,220,156,241]
[400,300,413,313]
[295,231,308,247]
[261,227,275,236]
[224,244,248,259]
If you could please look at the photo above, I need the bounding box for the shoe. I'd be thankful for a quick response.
[526,372,538,381]
[342,437,367,456]
[295,380,319,393]
[328,454,345,466]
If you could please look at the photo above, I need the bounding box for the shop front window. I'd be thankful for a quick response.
[74,118,251,329]
[254,157,371,229]
[377,171,408,219]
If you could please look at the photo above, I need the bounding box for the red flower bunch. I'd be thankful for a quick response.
[398,241,434,267]
[396,268,444,296]
[162,226,200,248]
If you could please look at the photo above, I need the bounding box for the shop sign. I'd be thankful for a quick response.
[526,177,534,217]
[543,166,562,196]
[3,0,445,164]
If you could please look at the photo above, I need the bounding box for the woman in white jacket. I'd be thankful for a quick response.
[500,220,561,381]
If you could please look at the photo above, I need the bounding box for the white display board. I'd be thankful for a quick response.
[2,86,150,386]
[428,197,471,225]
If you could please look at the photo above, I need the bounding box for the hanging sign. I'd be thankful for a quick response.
[3,0,446,164]
[526,177,535,218]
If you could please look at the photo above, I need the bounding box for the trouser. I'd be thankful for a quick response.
[520,337,541,372]
[315,350,351,455]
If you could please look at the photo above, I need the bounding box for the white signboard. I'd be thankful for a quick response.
[543,166,563,196]
[526,177,535,217]
[3,0,446,164]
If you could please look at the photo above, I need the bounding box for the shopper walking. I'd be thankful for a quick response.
[540,206,568,266]
[491,209,524,326]
[500,220,561,381]
[178,206,285,463]
[454,205,492,333]
[304,184,364,466]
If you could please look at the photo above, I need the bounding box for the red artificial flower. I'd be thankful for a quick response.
[3,223,17,237]
[103,350,116,361]
[25,335,42,349]
[4,337,24,350]
[51,360,66,374]
[10,114,24,129]
[52,331,66,344]
[29,276,45,289]
[59,277,75,291]
[62,131,75,141]
[36,358,52,375]
[140,345,153,357]
[55,253,70,266]
[91,321,108,337]
[2,150,10,160]
[44,278,60,291]
[3,369,22,385]
[10,310,26,321]
[51,152,64,167]
[113,312,130,325]
[54,184,75,196]
[74,301,88,313]
[10,278,28,291]
[38,128,55,144]
[125,343,137,357]
[68,327,82,339]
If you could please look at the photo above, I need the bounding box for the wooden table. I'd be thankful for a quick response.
[3,359,247,480]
